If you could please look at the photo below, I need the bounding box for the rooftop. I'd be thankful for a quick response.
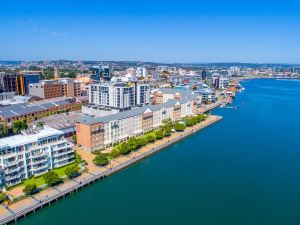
[32,111,83,130]
[0,127,63,149]
[0,98,73,119]
[77,95,199,126]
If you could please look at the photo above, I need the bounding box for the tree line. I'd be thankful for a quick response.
[93,114,207,167]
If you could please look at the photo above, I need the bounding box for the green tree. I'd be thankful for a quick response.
[36,122,44,128]
[72,135,77,144]
[119,142,132,155]
[93,154,109,166]
[23,184,38,195]
[146,135,155,143]
[65,166,79,178]
[110,148,121,158]
[197,114,206,122]
[43,171,62,186]
[155,130,164,139]
[174,122,187,131]
[162,118,174,129]
[164,128,172,137]
[0,123,9,137]
[185,117,197,127]
[12,121,28,133]
[75,153,82,164]
[127,137,138,151]
[0,192,6,203]
[136,137,147,148]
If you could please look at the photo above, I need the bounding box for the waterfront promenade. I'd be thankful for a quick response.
[0,115,222,225]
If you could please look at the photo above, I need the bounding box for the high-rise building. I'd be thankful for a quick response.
[0,71,41,95]
[136,67,147,77]
[18,71,42,95]
[90,66,111,81]
[201,70,207,80]
[88,82,150,109]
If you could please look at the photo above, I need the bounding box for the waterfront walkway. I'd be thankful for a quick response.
[0,115,222,225]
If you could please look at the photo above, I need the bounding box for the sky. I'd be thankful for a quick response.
[0,0,300,63]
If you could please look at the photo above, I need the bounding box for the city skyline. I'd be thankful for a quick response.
[1,0,300,63]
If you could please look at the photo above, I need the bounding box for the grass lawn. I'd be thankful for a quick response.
[10,162,77,190]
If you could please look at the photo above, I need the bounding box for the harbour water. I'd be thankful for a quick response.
[18,79,300,225]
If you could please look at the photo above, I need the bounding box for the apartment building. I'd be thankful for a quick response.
[0,127,75,187]
[89,82,150,109]
[29,78,81,100]
[76,94,201,152]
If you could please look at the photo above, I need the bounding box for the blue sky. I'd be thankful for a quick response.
[0,0,300,63]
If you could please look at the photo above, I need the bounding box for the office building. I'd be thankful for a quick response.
[1,71,42,95]
[90,66,111,81]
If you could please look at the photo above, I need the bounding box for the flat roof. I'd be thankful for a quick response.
[0,127,63,149]
[32,111,83,130]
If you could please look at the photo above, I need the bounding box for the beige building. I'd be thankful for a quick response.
[152,88,197,104]
[76,93,202,152]
[29,78,81,99]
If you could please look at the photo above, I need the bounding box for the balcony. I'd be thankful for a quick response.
[52,143,73,153]
[6,173,23,181]
[32,163,49,172]
[54,148,73,156]
[5,167,20,175]
[31,152,47,159]
[53,154,75,163]
[32,157,48,166]
[3,160,20,167]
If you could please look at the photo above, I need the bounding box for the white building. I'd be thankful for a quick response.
[228,66,240,76]
[89,82,150,109]
[136,67,147,77]
[0,127,75,187]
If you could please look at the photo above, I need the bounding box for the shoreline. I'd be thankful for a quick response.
[0,115,222,225]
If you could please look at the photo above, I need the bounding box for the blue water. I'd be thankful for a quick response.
[18,79,300,225]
